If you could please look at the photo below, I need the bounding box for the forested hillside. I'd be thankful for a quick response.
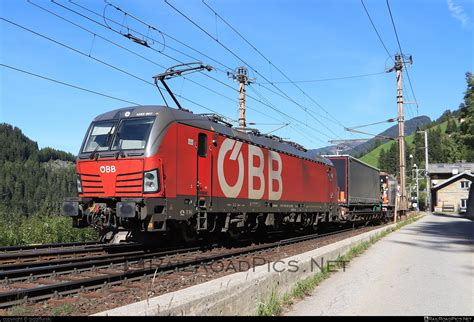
[0,124,77,215]
[0,124,96,245]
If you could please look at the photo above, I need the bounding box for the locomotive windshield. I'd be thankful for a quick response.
[82,117,155,153]
[82,120,117,153]
[111,117,155,150]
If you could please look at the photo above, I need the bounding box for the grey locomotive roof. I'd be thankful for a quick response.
[93,105,333,165]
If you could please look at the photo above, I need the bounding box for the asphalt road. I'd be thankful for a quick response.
[286,213,474,316]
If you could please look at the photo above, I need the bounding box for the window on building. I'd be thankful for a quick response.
[460,199,467,209]
[460,181,471,189]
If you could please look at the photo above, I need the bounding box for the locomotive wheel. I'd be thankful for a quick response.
[180,222,198,244]
[227,225,246,241]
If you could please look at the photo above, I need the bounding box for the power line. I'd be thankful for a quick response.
[249,86,367,157]
[44,1,244,106]
[3,22,334,150]
[69,0,341,144]
[248,86,329,143]
[0,17,230,119]
[386,0,419,109]
[15,2,356,148]
[259,71,386,84]
[100,0,235,73]
[360,0,394,62]
[56,0,234,90]
[0,17,151,85]
[53,1,262,109]
[201,0,350,131]
[165,0,348,142]
[3,12,323,143]
[1,63,140,105]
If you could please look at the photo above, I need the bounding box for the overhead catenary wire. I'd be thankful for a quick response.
[45,1,254,110]
[2,13,324,147]
[70,0,350,144]
[57,0,236,90]
[248,86,329,144]
[200,0,354,133]
[17,1,373,149]
[164,2,338,125]
[53,0,283,116]
[165,0,349,143]
[199,0,376,146]
[0,17,230,119]
[100,0,235,73]
[61,0,337,145]
[249,86,364,153]
[360,0,394,62]
[29,0,250,116]
[0,63,140,105]
[385,0,419,109]
[259,71,387,84]
[82,0,340,133]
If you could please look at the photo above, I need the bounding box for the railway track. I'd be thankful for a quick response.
[0,226,364,308]
[0,241,102,253]
[0,242,143,266]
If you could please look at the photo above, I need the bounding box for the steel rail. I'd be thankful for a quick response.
[0,225,372,307]
[0,242,142,264]
[0,246,203,278]
[0,241,102,253]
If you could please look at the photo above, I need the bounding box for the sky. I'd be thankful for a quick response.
[0,0,473,154]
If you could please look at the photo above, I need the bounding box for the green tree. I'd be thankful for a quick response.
[458,72,474,161]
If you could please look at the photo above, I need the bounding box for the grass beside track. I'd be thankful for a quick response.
[0,214,97,247]
[257,214,423,316]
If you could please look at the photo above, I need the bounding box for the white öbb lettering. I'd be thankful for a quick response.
[99,165,116,173]
[217,138,282,200]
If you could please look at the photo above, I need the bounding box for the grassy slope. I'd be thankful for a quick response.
[360,121,447,167]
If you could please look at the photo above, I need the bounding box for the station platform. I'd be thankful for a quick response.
[285,213,474,316]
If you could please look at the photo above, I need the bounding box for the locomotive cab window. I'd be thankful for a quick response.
[111,117,155,150]
[198,133,208,157]
[82,120,117,153]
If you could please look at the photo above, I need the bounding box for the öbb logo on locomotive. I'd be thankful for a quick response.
[99,165,116,173]
[217,138,283,200]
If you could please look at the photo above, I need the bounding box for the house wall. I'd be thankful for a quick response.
[434,180,471,212]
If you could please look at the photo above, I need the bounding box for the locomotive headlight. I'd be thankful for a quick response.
[76,177,82,193]
[143,169,159,193]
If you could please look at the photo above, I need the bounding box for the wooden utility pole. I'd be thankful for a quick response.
[387,53,412,219]
[228,67,254,128]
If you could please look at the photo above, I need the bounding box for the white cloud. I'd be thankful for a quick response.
[447,0,470,27]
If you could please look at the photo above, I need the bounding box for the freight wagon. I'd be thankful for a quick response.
[324,155,382,221]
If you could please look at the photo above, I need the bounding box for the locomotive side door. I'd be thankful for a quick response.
[196,132,211,208]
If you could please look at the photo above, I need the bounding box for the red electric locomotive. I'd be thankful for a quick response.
[63,105,339,242]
